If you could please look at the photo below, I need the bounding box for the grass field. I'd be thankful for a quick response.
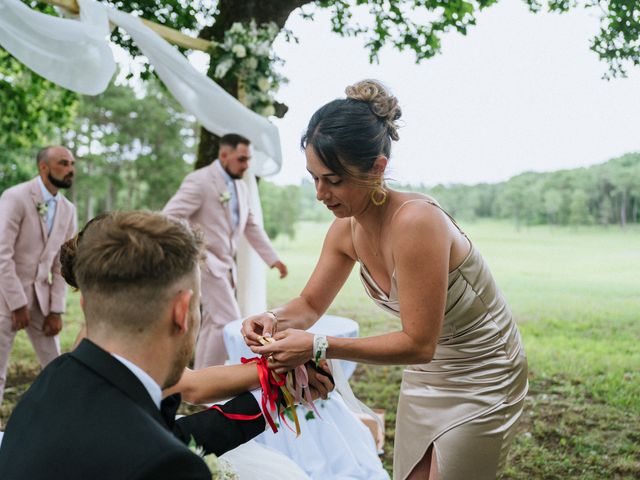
[3,219,639,478]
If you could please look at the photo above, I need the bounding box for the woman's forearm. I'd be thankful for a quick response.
[165,363,260,404]
[327,331,436,366]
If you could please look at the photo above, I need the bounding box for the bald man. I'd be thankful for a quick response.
[0,146,77,406]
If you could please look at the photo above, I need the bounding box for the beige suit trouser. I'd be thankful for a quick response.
[0,286,60,405]
[194,268,241,369]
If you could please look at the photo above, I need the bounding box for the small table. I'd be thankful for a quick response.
[223,315,359,379]
[223,316,388,480]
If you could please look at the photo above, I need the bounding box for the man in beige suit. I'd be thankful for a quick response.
[164,134,287,368]
[0,146,77,405]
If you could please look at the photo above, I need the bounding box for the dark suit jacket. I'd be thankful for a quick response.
[0,339,265,479]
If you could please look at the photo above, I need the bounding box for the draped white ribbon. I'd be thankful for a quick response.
[0,0,282,176]
[0,0,282,314]
[0,0,115,95]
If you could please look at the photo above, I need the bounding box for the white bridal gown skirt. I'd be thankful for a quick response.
[221,440,311,479]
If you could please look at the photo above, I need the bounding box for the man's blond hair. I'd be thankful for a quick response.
[69,211,203,335]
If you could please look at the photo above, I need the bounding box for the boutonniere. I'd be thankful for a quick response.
[189,437,238,479]
[36,202,48,219]
[219,191,231,205]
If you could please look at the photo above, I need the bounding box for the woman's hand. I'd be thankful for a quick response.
[241,311,278,347]
[251,329,314,372]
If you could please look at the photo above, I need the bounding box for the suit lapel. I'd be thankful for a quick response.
[235,179,247,235]
[29,179,48,244]
[43,197,67,252]
[210,162,233,233]
[71,339,166,426]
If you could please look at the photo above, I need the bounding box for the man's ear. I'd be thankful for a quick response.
[172,289,194,334]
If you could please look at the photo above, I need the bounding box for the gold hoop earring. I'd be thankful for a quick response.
[371,185,387,206]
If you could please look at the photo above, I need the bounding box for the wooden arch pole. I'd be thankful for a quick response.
[39,0,214,52]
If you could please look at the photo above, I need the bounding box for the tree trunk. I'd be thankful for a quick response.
[194,0,309,169]
[620,190,627,228]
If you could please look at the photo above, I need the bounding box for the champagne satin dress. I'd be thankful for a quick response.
[351,200,528,480]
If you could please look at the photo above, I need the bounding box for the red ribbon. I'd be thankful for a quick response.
[207,356,283,433]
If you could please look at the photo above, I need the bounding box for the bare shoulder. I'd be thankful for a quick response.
[325,217,356,260]
[389,194,453,253]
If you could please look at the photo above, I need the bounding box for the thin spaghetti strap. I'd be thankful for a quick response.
[349,217,361,261]
[391,198,466,236]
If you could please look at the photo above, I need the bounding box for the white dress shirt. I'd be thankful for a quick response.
[215,160,239,229]
[112,353,162,410]
[37,176,60,235]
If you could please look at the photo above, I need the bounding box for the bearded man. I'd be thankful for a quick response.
[164,134,288,367]
[0,146,77,406]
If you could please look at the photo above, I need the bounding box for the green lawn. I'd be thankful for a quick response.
[3,220,639,478]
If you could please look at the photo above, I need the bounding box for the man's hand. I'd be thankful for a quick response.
[270,261,288,279]
[306,360,334,401]
[43,313,63,337]
[11,306,29,331]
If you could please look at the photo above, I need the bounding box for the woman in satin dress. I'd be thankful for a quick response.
[242,79,528,480]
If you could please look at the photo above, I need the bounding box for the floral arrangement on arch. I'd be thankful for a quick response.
[210,21,289,117]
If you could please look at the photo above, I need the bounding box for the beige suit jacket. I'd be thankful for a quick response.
[163,162,279,280]
[0,178,77,316]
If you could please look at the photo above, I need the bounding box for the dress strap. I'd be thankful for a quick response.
[349,217,361,261]
[390,198,466,236]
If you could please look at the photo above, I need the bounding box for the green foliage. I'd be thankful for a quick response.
[525,0,640,78]
[259,180,301,240]
[0,50,77,193]
[314,0,499,63]
[64,79,195,224]
[395,152,640,228]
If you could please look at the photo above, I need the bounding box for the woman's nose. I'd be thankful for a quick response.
[315,183,329,201]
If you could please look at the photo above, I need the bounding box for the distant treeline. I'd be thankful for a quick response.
[408,153,640,228]
[1,77,636,237]
[261,153,640,239]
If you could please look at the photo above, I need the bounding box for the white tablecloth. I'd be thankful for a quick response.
[223,315,389,480]
[223,315,359,379]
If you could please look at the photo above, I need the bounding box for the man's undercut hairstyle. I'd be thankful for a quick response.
[72,211,204,334]
[36,146,53,166]
[219,133,250,149]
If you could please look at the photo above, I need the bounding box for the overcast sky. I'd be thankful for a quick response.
[260,1,640,187]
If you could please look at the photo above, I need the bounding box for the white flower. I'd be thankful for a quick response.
[257,77,270,92]
[189,438,238,480]
[219,191,231,204]
[229,22,245,34]
[231,44,247,58]
[254,41,270,57]
[214,58,234,79]
[245,57,258,70]
[36,202,48,218]
[260,104,276,117]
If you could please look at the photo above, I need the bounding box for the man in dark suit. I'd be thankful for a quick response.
[0,211,294,479]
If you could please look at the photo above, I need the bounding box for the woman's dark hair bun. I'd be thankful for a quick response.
[60,236,79,289]
[345,79,401,141]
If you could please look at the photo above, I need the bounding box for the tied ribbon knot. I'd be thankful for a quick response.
[207,356,302,435]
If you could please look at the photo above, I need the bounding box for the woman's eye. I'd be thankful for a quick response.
[329,179,342,186]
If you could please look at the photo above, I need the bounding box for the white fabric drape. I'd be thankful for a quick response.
[0,0,115,95]
[0,0,282,176]
[0,0,282,314]
[236,164,267,317]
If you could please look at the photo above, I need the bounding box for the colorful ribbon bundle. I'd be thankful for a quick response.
[208,336,321,436]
